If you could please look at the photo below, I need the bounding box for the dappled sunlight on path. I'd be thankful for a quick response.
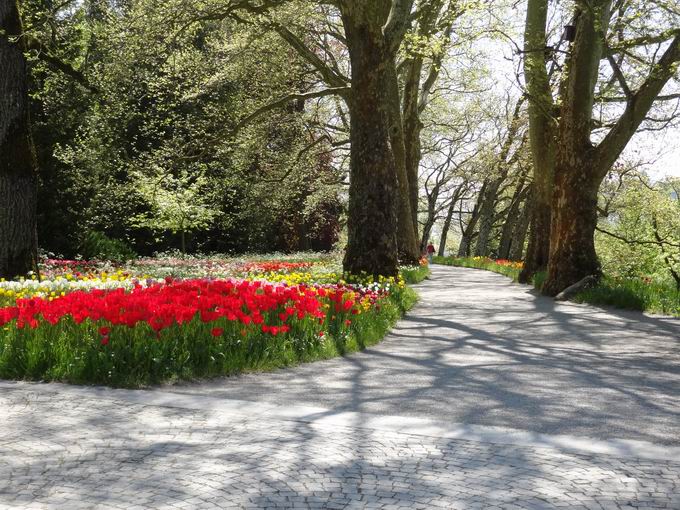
[169,265,680,445]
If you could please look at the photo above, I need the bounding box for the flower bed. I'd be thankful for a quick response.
[0,255,422,386]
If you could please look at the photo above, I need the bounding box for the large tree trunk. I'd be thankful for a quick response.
[341,5,400,277]
[542,1,610,295]
[542,158,601,295]
[0,0,39,279]
[518,0,556,283]
[543,10,680,294]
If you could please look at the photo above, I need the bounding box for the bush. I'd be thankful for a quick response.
[80,231,136,262]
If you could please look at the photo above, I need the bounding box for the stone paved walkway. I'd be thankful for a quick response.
[1,265,679,509]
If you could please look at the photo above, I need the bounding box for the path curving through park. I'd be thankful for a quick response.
[1,265,679,509]
[172,264,680,445]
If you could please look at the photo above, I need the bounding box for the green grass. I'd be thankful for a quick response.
[433,256,680,317]
[572,277,680,316]
[400,264,431,284]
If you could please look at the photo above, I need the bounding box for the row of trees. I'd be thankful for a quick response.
[1,0,679,295]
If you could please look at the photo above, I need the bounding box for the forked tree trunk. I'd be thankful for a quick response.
[0,0,39,279]
[341,7,399,277]
[542,0,680,294]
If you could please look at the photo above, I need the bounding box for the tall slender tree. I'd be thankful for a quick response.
[518,0,555,283]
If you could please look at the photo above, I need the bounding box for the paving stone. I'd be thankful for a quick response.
[0,388,678,509]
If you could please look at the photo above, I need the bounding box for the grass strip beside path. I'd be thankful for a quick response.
[433,256,679,317]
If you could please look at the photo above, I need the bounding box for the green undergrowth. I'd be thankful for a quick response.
[400,264,431,284]
[572,277,679,316]
[433,256,679,317]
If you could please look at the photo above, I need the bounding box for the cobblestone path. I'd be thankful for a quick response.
[1,266,679,509]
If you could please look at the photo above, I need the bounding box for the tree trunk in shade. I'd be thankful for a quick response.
[341,2,408,277]
[0,0,39,279]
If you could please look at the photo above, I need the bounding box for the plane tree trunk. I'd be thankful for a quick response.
[543,1,680,295]
[340,1,415,276]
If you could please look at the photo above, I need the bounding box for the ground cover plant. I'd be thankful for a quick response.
[434,256,679,317]
[0,255,428,387]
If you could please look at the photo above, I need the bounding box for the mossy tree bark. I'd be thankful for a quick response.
[518,0,556,284]
[0,0,39,279]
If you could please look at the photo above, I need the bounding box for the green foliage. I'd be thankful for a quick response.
[80,231,136,262]
[27,0,342,257]
[597,174,680,286]
[573,277,680,317]
[400,265,431,284]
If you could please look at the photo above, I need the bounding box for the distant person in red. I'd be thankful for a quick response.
[426,242,436,263]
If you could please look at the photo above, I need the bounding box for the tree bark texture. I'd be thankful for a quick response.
[0,0,39,279]
[544,9,680,294]
[498,178,529,260]
[385,59,420,264]
[341,2,401,276]
[518,0,556,283]
[509,197,531,261]
[542,0,610,295]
